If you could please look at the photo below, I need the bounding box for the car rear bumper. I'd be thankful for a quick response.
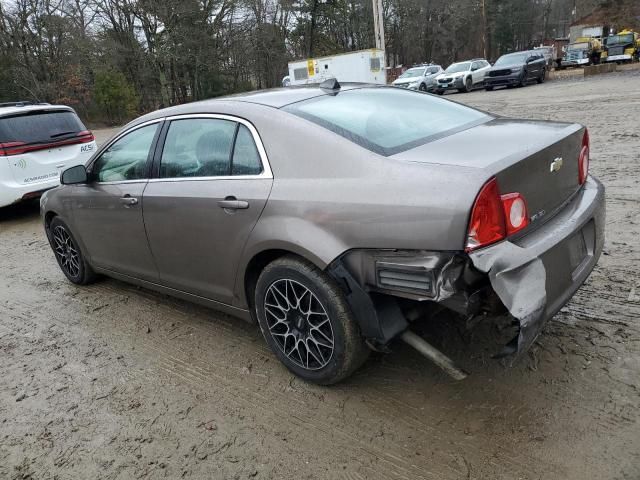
[0,176,60,208]
[469,175,605,353]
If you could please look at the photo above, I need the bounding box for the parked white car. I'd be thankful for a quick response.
[392,64,443,92]
[0,102,96,208]
[435,59,491,94]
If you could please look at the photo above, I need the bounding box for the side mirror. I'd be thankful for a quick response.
[61,165,88,185]
[471,66,478,71]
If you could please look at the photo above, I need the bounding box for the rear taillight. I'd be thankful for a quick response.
[578,128,589,185]
[0,130,94,156]
[465,178,506,251]
[77,130,95,143]
[0,141,27,156]
[465,177,529,252]
[500,192,529,235]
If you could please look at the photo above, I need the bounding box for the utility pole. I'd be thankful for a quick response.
[372,0,387,82]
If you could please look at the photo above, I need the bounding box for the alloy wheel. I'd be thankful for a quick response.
[52,225,80,278]
[263,278,334,370]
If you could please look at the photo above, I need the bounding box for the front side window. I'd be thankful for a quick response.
[160,118,236,178]
[92,123,159,182]
[284,87,490,155]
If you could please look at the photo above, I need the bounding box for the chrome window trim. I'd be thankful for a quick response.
[89,118,165,185]
[148,113,273,182]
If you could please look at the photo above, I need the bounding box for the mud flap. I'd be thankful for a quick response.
[469,242,547,356]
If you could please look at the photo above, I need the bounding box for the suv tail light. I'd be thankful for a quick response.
[465,177,529,252]
[578,128,589,185]
[0,130,94,157]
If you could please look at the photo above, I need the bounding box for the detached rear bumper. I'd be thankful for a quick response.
[469,175,605,353]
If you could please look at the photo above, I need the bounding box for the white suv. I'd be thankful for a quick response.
[0,102,97,208]
[435,59,491,94]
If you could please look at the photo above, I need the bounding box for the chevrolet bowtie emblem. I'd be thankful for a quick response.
[550,157,563,172]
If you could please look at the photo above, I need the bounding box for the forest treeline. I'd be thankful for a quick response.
[0,0,625,123]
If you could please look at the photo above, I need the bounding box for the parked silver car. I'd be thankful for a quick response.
[392,64,443,91]
[42,80,605,384]
[435,59,491,93]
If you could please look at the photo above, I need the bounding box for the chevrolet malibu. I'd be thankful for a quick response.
[41,81,605,384]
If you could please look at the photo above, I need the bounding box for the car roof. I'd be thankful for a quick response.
[0,104,74,118]
[152,83,381,113]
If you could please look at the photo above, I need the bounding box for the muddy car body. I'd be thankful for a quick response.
[41,82,605,384]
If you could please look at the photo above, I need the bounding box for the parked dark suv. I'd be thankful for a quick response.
[484,51,546,90]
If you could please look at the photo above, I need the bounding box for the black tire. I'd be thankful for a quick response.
[435,90,444,95]
[536,69,545,84]
[418,83,427,92]
[254,255,369,385]
[518,71,527,87]
[48,217,96,285]
[464,76,472,92]
[485,86,494,91]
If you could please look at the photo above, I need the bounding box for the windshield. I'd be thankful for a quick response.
[444,62,471,73]
[398,68,425,79]
[607,34,633,45]
[569,42,589,51]
[283,87,490,155]
[0,110,86,144]
[494,53,528,65]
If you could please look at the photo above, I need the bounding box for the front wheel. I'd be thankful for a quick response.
[418,83,427,92]
[485,86,494,91]
[255,256,369,385]
[48,217,97,285]
[537,69,545,83]
[518,71,528,87]
[464,76,472,92]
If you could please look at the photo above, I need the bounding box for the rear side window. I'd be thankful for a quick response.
[283,87,489,155]
[0,110,86,144]
[159,119,263,178]
[160,118,236,178]
[232,125,262,176]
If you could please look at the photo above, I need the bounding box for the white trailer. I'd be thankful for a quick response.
[287,49,386,86]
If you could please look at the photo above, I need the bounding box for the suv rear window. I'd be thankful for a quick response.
[283,87,489,155]
[0,110,86,144]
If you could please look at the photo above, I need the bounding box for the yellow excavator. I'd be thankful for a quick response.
[602,29,640,63]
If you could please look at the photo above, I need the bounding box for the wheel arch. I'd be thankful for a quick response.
[238,245,333,316]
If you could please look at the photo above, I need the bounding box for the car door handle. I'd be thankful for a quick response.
[120,196,138,207]
[218,197,249,210]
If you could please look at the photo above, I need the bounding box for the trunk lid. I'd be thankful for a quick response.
[391,118,585,230]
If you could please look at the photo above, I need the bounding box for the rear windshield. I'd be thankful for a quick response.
[283,87,490,155]
[0,110,86,144]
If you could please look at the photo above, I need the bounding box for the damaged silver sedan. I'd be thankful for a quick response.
[41,79,605,384]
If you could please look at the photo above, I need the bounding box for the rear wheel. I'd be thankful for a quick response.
[49,217,96,285]
[485,86,494,91]
[254,256,369,385]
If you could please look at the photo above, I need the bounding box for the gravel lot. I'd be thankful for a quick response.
[1,70,639,480]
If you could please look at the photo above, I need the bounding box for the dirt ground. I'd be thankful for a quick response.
[1,70,639,480]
